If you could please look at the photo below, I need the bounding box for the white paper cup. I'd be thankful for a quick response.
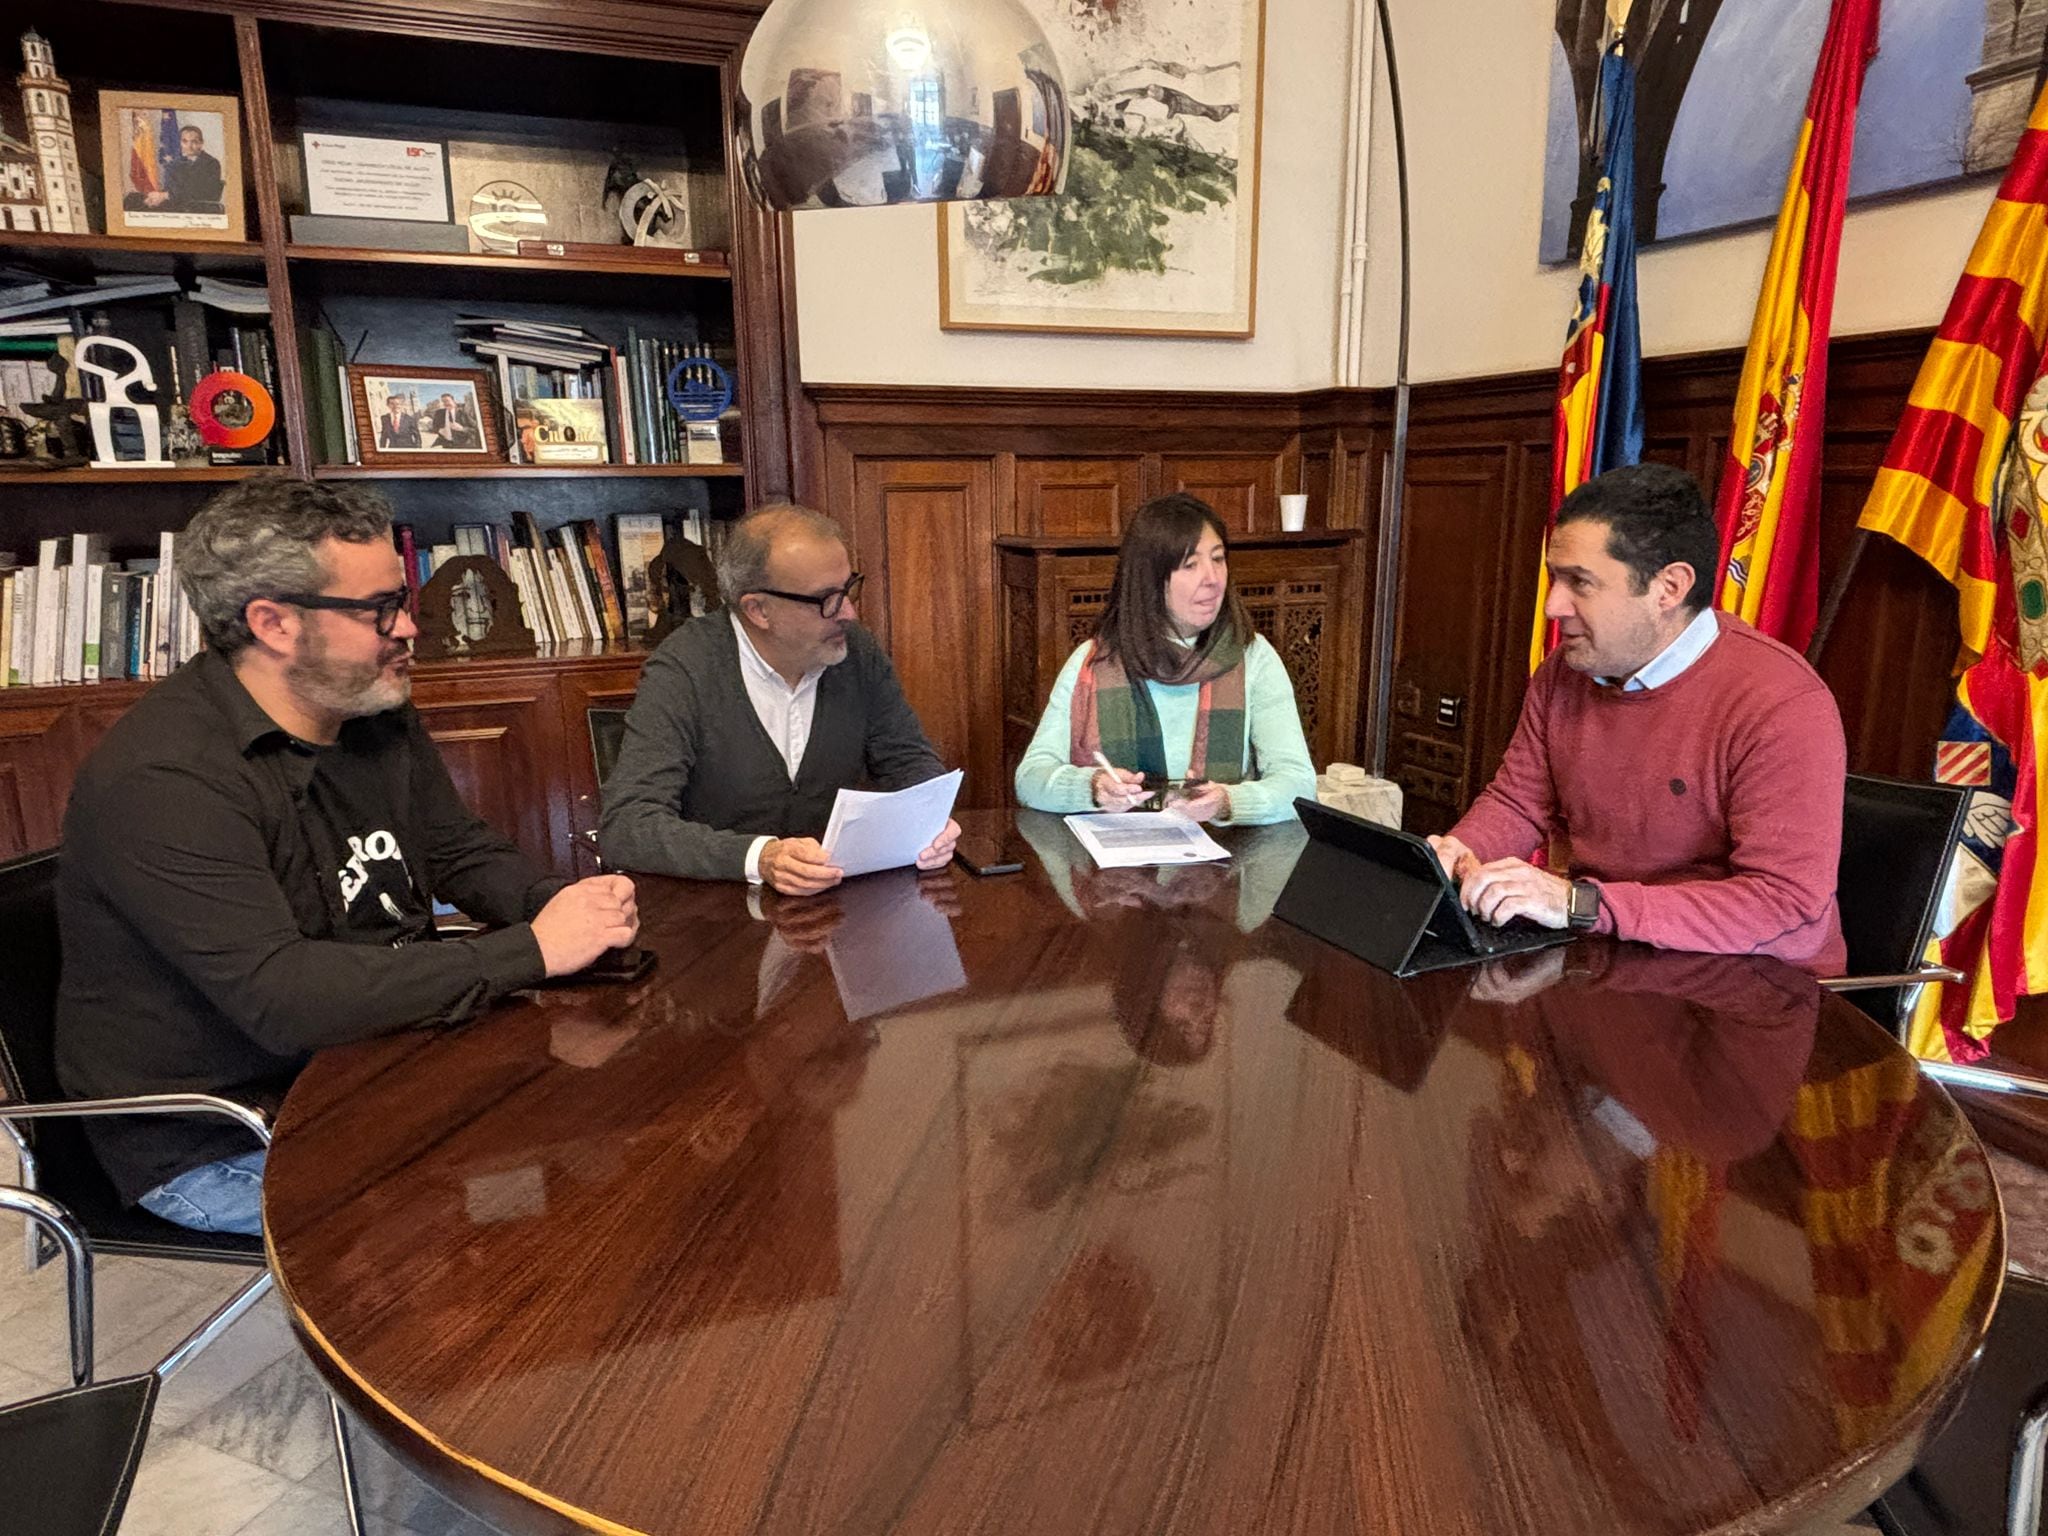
[1279,493,1308,532]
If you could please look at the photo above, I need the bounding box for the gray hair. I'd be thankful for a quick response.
[714,503,848,608]
[179,481,394,654]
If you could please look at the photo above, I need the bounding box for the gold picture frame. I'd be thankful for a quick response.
[937,0,1265,338]
[98,90,246,243]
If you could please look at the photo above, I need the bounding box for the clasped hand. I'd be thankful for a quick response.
[1423,834,1570,930]
[531,874,640,976]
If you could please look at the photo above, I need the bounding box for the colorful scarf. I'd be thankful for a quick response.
[1069,631,1249,783]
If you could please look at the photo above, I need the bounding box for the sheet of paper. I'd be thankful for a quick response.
[1062,810,1232,869]
[822,769,964,878]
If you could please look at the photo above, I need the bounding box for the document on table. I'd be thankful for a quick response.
[822,769,964,878]
[1063,810,1231,869]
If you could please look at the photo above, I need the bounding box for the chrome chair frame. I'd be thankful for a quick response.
[0,1093,365,1536]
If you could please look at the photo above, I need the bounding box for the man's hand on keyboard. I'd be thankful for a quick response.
[1425,833,1479,885]
[1458,856,1570,929]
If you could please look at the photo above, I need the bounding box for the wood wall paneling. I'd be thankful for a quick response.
[848,458,1000,802]
[1015,457,1145,537]
[1161,454,1285,532]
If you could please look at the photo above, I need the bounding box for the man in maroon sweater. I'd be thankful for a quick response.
[1426,464,1847,973]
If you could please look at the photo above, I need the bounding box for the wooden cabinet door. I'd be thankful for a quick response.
[409,671,568,876]
[0,700,75,860]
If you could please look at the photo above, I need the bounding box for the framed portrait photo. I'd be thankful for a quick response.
[346,365,503,467]
[98,90,246,242]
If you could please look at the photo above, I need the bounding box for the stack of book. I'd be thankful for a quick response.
[458,318,618,467]
[0,533,198,688]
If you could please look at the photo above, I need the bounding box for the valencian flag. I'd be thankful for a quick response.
[1531,39,1643,673]
[1858,81,2048,1061]
[1712,0,1882,651]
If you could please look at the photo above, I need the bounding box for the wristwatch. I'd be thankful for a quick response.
[1566,878,1602,932]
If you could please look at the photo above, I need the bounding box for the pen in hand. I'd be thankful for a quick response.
[1091,751,1147,812]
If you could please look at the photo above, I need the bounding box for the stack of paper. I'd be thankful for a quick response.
[1062,811,1231,869]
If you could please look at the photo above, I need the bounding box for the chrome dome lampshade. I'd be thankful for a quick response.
[737,0,1070,211]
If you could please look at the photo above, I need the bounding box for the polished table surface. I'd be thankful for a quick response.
[265,812,2005,1536]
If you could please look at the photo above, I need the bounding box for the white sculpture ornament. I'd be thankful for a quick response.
[75,335,168,469]
[619,178,687,247]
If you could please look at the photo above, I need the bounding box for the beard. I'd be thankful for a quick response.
[288,625,412,719]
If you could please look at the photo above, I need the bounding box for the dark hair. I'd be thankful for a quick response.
[1093,493,1250,683]
[1553,463,1719,614]
[180,480,394,654]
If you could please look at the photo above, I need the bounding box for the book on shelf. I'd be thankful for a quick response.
[0,537,201,689]
[614,513,666,643]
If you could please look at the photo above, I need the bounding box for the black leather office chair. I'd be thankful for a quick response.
[1869,1272,2048,1536]
[0,1183,159,1536]
[1822,772,1972,1037]
[580,706,631,869]
[588,705,629,787]
[0,849,365,1529]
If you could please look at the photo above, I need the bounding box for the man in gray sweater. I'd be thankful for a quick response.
[599,504,960,894]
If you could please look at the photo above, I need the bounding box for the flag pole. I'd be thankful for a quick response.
[1366,0,1411,778]
[1805,526,1869,665]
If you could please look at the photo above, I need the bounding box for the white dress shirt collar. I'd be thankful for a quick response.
[1608,606,1720,692]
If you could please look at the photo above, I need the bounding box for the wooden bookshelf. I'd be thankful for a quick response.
[0,231,267,265]
[0,0,803,870]
[285,246,733,281]
[0,465,284,484]
[314,463,746,480]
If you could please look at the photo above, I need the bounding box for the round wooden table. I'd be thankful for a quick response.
[265,814,2004,1536]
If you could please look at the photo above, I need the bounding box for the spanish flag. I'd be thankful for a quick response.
[1532,39,1643,674]
[1712,0,1881,652]
[1859,82,2048,1060]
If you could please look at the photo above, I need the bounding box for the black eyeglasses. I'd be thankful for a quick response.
[266,590,410,636]
[749,572,864,620]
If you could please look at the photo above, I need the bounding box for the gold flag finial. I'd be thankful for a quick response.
[1607,0,1635,36]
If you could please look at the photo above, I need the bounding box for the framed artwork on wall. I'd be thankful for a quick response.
[98,90,245,242]
[1542,0,2027,264]
[938,0,1265,337]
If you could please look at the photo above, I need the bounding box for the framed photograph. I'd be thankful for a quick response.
[345,365,502,467]
[516,396,608,465]
[301,132,452,223]
[1542,0,2024,263]
[98,91,245,242]
[937,0,1265,337]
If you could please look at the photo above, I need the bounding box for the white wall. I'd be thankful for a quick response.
[794,0,2003,392]
[792,0,1352,390]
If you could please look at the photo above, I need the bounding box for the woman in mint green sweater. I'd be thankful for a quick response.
[1013,493,1317,825]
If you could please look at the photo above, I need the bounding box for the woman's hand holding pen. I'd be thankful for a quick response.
[1091,751,1149,812]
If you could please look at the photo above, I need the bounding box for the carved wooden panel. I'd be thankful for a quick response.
[999,538,1359,799]
[1015,457,1145,538]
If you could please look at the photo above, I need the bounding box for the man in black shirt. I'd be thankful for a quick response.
[56,480,639,1234]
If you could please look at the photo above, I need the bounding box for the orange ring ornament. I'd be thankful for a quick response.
[189,370,276,449]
